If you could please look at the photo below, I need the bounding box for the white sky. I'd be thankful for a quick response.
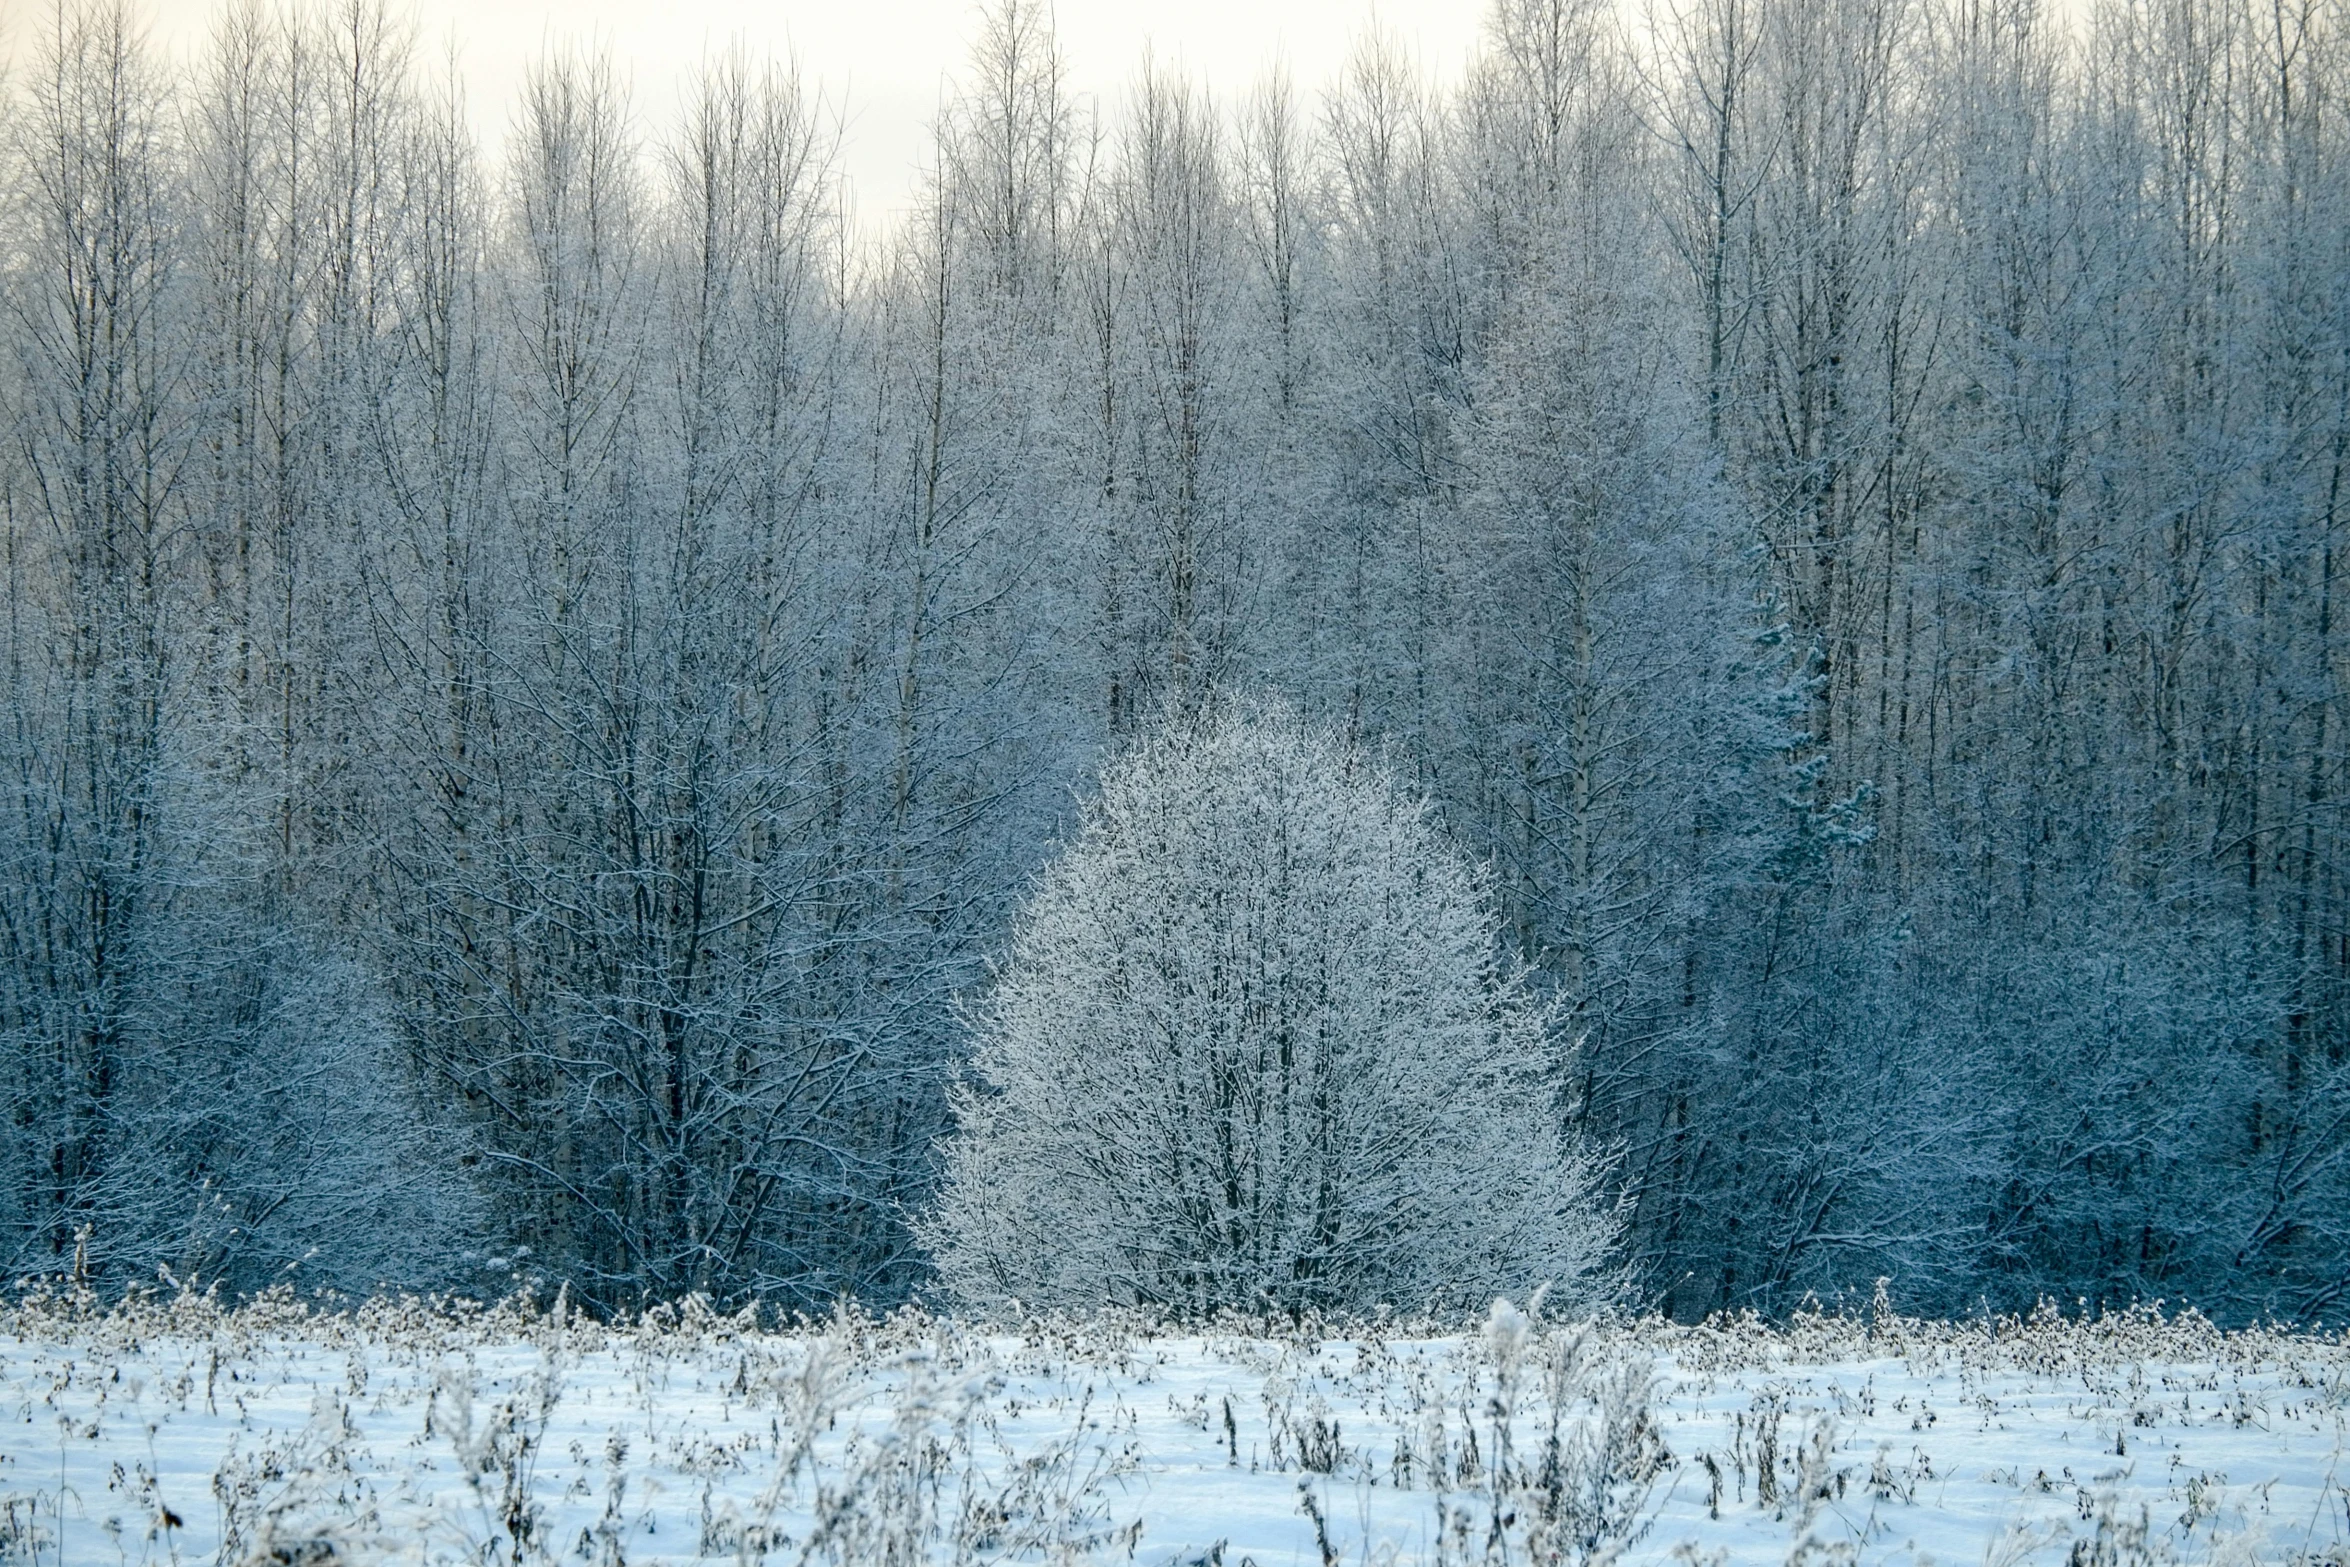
[89,0,1493,224]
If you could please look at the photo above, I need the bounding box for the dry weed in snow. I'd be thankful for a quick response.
[0,1284,2344,1564]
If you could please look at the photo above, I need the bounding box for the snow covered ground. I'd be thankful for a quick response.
[0,1290,2344,1564]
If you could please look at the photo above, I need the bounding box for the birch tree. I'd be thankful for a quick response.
[927,699,1618,1314]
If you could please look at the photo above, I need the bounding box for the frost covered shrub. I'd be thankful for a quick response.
[925,698,1617,1315]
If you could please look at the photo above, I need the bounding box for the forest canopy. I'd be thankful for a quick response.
[2,0,2346,1322]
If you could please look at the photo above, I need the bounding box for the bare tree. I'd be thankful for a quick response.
[927,698,1619,1314]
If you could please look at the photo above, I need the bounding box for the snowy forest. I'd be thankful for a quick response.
[3,0,2348,1327]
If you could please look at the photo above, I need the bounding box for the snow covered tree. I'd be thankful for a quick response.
[8,0,2350,1321]
[925,698,1617,1315]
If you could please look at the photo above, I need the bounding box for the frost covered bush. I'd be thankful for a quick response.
[925,698,1617,1314]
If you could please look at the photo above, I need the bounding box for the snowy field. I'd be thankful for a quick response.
[1,1290,2345,1565]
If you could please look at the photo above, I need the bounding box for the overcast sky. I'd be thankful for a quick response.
[95,0,1490,224]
